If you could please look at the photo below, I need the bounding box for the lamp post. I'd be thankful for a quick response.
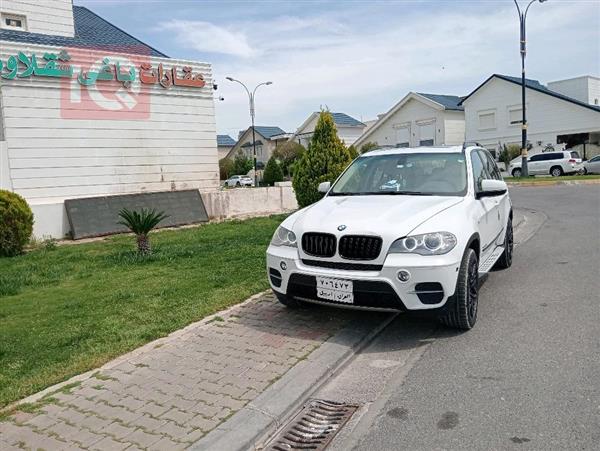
[225,77,273,187]
[513,0,547,177]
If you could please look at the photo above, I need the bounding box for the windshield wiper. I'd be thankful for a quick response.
[328,192,368,196]
[373,191,434,196]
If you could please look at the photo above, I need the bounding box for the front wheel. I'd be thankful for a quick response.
[512,168,522,178]
[494,218,513,269]
[439,248,479,330]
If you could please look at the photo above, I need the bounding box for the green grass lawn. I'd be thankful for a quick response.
[0,215,284,408]
[504,174,600,183]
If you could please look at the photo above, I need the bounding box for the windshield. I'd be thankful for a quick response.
[330,152,467,196]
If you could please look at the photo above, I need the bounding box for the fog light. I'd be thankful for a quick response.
[280,261,287,271]
[397,270,411,283]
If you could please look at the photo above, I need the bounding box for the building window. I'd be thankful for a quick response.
[419,139,434,146]
[478,110,496,130]
[394,124,411,148]
[417,120,435,146]
[508,106,523,125]
[1,13,27,31]
[395,142,410,148]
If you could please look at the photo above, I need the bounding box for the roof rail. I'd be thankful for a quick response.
[461,141,482,152]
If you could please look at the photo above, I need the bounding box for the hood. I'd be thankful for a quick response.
[295,195,463,238]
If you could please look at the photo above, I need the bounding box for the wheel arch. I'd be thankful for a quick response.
[466,233,480,259]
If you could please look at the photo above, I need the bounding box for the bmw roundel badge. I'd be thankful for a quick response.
[337,225,347,231]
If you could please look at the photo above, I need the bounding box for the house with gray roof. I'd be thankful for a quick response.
[354,92,465,150]
[290,112,366,148]
[226,126,288,166]
[460,74,600,159]
[217,135,236,160]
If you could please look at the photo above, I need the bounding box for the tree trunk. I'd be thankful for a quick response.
[136,234,151,255]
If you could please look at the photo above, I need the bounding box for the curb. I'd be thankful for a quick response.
[189,313,397,451]
[507,178,600,188]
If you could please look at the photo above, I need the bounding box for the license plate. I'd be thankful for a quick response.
[316,276,354,304]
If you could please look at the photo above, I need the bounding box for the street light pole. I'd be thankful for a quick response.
[513,0,547,177]
[225,77,273,187]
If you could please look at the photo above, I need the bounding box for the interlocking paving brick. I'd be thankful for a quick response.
[3,293,354,449]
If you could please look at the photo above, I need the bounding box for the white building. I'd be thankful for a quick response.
[0,1,218,238]
[354,93,465,150]
[290,112,366,147]
[461,74,600,159]
[226,126,288,166]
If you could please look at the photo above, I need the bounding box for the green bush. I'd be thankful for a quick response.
[0,190,34,257]
[272,141,305,178]
[219,158,234,180]
[499,144,521,169]
[347,145,359,159]
[263,156,284,186]
[292,111,353,208]
[360,141,379,154]
[232,152,253,175]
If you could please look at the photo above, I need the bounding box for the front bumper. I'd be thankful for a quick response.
[267,245,461,311]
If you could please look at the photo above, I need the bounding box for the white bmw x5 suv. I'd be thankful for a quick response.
[267,145,513,330]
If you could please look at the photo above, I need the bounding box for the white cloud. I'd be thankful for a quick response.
[163,2,599,136]
[160,20,255,58]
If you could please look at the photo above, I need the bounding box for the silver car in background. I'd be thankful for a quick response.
[509,150,582,177]
[224,175,254,187]
[583,155,600,174]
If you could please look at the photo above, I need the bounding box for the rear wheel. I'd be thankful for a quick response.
[236,181,241,186]
[439,248,479,330]
[550,166,563,177]
[512,168,522,177]
[494,217,513,269]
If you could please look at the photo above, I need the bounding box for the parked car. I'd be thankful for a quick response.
[267,145,513,330]
[224,175,254,187]
[508,150,582,177]
[582,155,600,174]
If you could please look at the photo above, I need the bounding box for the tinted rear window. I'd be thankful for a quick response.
[569,151,581,159]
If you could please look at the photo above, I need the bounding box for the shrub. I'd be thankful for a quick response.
[263,156,284,186]
[272,141,305,178]
[219,158,234,180]
[347,145,359,159]
[360,141,379,154]
[292,111,353,208]
[117,208,169,255]
[499,144,521,169]
[0,190,34,257]
[232,152,254,175]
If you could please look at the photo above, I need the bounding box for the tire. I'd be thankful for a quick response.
[494,217,513,269]
[236,181,241,187]
[273,290,312,309]
[550,166,563,177]
[583,167,588,175]
[512,168,522,177]
[438,248,479,330]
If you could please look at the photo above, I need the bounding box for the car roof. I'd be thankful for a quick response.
[362,145,466,157]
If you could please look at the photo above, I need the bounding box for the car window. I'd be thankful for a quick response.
[470,151,488,193]
[547,153,564,160]
[570,151,581,159]
[478,149,503,181]
[590,156,600,162]
[529,154,544,162]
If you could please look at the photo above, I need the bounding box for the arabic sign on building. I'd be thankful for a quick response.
[0,49,206,89]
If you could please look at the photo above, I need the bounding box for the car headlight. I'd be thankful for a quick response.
[389,232,457,255]
[270,226,297,247]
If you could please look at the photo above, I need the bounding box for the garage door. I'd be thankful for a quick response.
[418,121,435,146]
[395,126,410,148]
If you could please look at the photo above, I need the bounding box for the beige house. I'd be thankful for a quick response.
[289,112,366,147]
[217,135,236,160]
[226,126,288,166]
[354,93,465,150]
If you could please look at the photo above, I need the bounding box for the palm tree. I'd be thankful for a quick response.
[117,208,169,255]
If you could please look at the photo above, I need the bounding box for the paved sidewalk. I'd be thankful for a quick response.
[0,292,356,450]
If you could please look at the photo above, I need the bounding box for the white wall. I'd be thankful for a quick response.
[547,76,600,106]
[0,41,218,238]
[464,77,600,154]
[357,98,464,148]
[1,0,75,37]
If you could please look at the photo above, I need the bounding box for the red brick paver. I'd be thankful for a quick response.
[0,293,354,450]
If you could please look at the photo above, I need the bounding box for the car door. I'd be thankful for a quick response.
[479,149,507,245]
[527,154,545,175]
[471,150,499,261]
[588,155,600,174]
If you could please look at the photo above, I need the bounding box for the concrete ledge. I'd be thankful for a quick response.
[190,313,396,451]
[507,178,600,187]
[201,186,298,220]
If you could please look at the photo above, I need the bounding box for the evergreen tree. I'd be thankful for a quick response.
[263,156,284,186]
[292,111,353,207]
[232,152,253,175]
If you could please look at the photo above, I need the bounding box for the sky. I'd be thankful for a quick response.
[77,0,600,137]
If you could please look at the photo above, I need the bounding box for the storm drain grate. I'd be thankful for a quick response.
[265,399,359,450]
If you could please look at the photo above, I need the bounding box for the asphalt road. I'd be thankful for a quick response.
[320,184,600,451]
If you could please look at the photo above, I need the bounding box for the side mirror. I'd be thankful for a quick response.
[477,179,507,198]
[318,181,331,193]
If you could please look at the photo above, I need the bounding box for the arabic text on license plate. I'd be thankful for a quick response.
[316,277,354,304]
